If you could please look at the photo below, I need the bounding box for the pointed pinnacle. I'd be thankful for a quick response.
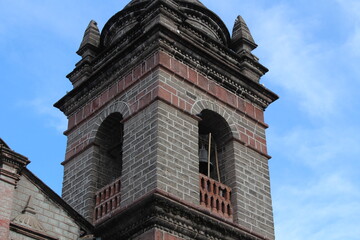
[77,20,100,57]
[231,16,257,53]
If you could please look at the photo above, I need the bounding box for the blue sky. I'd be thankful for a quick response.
[1,0,359,239]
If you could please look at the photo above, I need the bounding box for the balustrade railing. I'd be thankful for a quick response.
[199,174,232,219]
[94,178,121,222]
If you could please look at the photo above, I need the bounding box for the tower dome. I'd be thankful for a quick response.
[100,0,230,47]
[127,0,205,7]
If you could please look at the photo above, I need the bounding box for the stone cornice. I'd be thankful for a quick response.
[158,30,277,108]
[94,189,269,240]
[55,1,277,116]
[0,145,29,171]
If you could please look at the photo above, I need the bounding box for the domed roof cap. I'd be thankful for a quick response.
[101,0,230,47]
[125,0,149,7]
[126,0,204,7]
[177,0,230,44]
[101,0,149,47]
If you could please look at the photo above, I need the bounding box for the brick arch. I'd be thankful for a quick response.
[90,101,131,141]
[191,99,240,140]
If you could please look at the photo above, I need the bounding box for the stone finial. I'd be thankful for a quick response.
[77,20,100,59]
[231,16,257,54]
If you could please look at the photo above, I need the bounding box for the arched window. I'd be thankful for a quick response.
[198,110,233,219]
[94,112,123,188]
[198,110,232,181]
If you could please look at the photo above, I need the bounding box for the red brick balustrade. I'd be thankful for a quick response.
[94,178,121,222]
[199,174,232,219]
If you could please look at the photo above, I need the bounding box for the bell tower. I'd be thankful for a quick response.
[55,0,278,239]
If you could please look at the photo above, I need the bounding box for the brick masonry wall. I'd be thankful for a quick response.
[64,51,268,160]
[156,67,274,239]
[11,175,81,240]
[0,180,14,240]
[62,146,97,220]
[61,51,274,238]
[62,66,161,221]
[63,52,268,167]
[120,101,158,206]
[232,141,274,239]
[156,100,199,205]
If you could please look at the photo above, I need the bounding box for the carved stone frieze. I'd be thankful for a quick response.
[0,141,29,175]
[94,190,266,240]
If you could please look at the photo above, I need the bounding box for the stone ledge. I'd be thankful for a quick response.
[94,189,270,240]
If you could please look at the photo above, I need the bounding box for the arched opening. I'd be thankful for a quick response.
[198,109,232,181]
[95,112,123,189]
[198,109,233,219]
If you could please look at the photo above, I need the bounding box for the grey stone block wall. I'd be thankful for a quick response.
[158,69,275,239]
[156,101,199,205]
[62,69,159,221]
[232,141,274,239]
[120,101,159,206]
[62,147,97,220]
[12,175,81,240]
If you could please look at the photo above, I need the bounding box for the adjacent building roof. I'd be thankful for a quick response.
[0,138,10,149]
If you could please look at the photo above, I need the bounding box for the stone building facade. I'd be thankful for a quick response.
[54,0,278,239]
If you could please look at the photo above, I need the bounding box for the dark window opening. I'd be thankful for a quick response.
[198,110,232,182]
[95,112,123,189]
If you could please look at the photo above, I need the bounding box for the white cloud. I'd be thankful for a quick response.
[20,98,67,133]
[336,0,360,57]
[248,4,342,119]
[274,172,360,240]
[270,124,360,168]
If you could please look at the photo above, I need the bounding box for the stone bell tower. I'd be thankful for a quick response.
[55,0,278,239]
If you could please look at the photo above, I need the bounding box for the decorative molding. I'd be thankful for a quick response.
[10,223,58,240]
[0,143,29,186]
[56,1,277,117]
[94,189,269,240]
[158,36,273,108]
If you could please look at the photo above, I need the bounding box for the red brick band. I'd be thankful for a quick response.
[63,51,269,163]
[65,51,267,135]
